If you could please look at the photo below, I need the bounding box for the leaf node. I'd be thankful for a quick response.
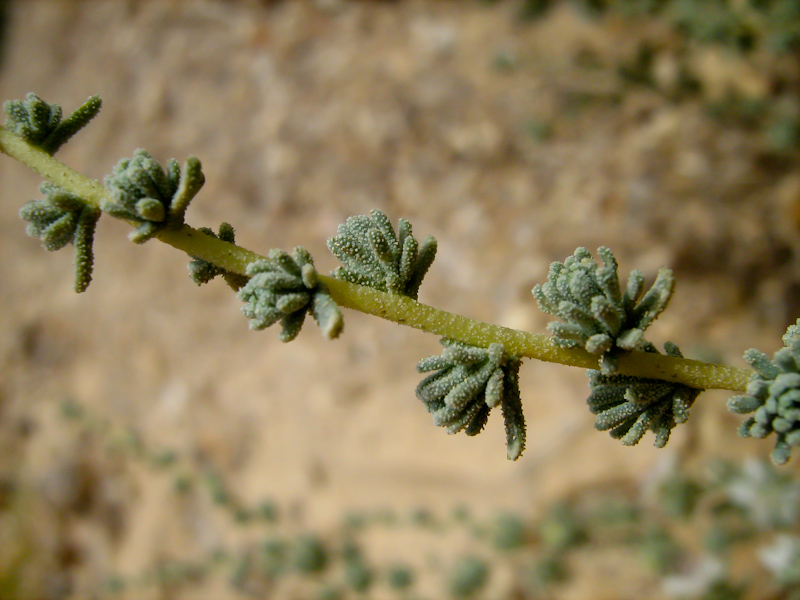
[587,342,702,448]
[4,92,101,154]
[729,319,800,465]
[238,247,344,342]
[19,183,100,292]
[416,339,526,460]
[187,222,249,290]
[533,246,674,374]
[103,149,205,243]
[327,209,437,299]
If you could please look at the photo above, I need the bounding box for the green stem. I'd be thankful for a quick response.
[0,126,752,393]
[0,127,108,206]
[320,277,751,392]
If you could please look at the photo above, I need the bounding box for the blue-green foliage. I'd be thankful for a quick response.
[448,556,490,599]
[492,512,528,551]
[533,247,674,374]
[386,565,414,590]
[416,339,526,460]
[587,342,702,447]
[538,502,587,553]
[327,209,437,299]
[723,458,800,529]
[658,473,703,519]
[526,553,569,591]
[518,0,800,153]
[7,94,103,292]
[761,535,800,588]
[19,184,100,292]
[343,555,373,593]
[668,0,800,53]
[729,319,800,465]
[4,92,101,155]
[638,526,682,575]
[518,0,800,55]
[292,534,328,574]
[103,149,204,243]
[238,247,343,342]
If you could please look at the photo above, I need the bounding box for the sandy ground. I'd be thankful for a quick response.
[1,1,800,599]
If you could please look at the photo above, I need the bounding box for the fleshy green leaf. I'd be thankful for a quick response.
[416,339,526,460]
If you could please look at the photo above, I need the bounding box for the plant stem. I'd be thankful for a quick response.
[0,127,108,206]
[0,126,752,393]
[320,277,751,391]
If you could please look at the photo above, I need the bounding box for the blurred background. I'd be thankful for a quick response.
[2,1,800,598]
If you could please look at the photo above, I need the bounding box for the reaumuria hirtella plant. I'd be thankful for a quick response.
[3,93,797,463]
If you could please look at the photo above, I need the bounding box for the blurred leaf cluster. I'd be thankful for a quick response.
[516,0,800,155]
[4,399,800,599]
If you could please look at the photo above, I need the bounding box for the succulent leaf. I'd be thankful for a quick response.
[238,248,343,341]
[103,149,204,243]
[72,205,101,293]
[533,247,674,374]
[328,209,437,299]
[729,319,800,465]
[416,339,526,460]
[587,342,702,448]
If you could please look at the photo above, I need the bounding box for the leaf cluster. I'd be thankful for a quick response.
[518,0,800,55]
[238,247,343,342]
[4,92,101,155]
[588,342,702,447]
[103,149,204,243]
[729,319,800,465]
[19,184,100,292]
[5,94,105,292]
[328,209,437,299]
[416,340,526,460]
[533,246,674,374]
